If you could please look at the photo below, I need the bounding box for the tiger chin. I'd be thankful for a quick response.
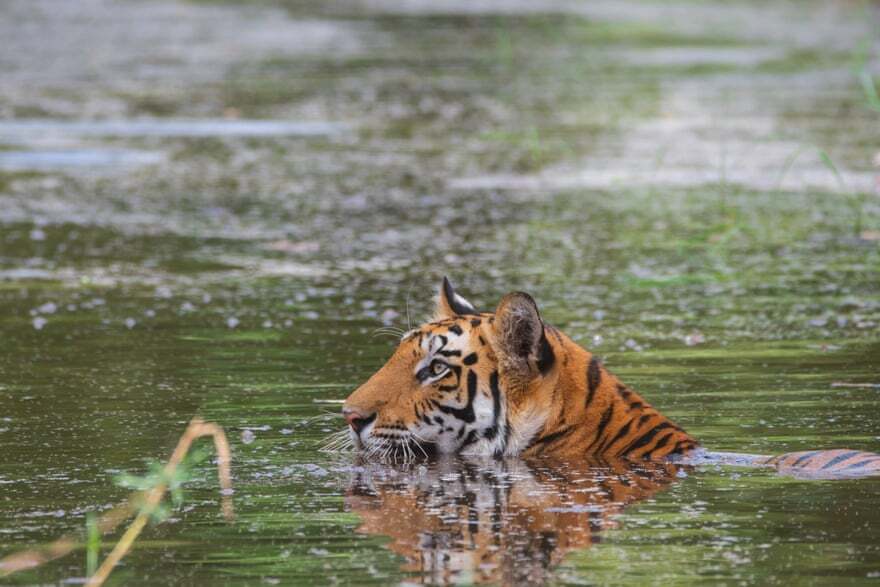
[342,277,880,479]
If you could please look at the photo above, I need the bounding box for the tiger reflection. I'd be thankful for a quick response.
[346,457,683,584]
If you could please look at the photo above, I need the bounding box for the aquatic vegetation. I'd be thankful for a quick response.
[0,418,233,586]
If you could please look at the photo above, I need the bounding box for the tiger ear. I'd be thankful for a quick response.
[435,276,478,319]
[492,292,548,378]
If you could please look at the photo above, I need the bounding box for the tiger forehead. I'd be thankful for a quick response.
[424,314,490,339]
[401,314,491,353]
[421,326,470,352]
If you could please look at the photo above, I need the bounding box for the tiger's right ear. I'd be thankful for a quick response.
[492,291,545,380]
[435,276,478,319]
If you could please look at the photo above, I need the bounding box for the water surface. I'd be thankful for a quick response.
[1,0,879,584]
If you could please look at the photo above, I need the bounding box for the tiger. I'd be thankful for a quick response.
[342,277,880,478]
[347,455,680,584]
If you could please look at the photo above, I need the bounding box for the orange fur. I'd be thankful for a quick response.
[343,279,880,477]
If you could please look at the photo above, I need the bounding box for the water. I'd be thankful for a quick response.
[1,0,879,584]
[0,149,166,171]
[0,119,348,140]
[0,119,347,172]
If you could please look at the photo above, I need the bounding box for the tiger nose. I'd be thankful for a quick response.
[343,407,375,435]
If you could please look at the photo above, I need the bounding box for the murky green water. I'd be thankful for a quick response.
[2,0,879,584]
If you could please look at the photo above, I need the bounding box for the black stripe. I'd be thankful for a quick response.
[843,457,880,470]
[448,324,463,335]
[483,372,503,441]
[500,424,510,458]
[588,510,603,543]
[790,450,822,467]
[501,389,511,457]
[600,420,632,455]
[585,403,615,453]
[461,429,479,447]
[586,356,601,408]
[820,450,863,470]
[622,422,674,454]
[670,439,692,454]
[643,430,675,458]
[547,325,565,345]
[438,370,477,423]
[463,352,478,365]
[527,425,575,451]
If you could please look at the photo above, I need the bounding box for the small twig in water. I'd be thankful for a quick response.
[0,417,233,586]
[86,419,233,587]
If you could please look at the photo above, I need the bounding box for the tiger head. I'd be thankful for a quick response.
[342,277,559,459]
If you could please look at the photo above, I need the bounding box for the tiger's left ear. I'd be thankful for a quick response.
[435,276,478,319]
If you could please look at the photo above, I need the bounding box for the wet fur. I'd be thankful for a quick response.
[343,279,880,478]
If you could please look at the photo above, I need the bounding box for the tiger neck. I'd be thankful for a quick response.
[515,328,699,459]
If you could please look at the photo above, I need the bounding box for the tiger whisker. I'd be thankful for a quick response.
[405,284,414,331]
[319,429,355,453]
[407,439,422,461]
[371,331,406,341]
[408,430,430,459]
[303,410,343,427]
[371,328,402,335]
[371,326,405,336]
[377,440,391,462]
[348,428,434,464]
[320,440,344,452]
[387,441,399,463]
[328,436,354,451]
[371,438,391,462]
[319,430,345,446]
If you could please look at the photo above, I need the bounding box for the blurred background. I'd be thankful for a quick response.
[1,0,879,584]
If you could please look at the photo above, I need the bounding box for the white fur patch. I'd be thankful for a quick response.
[504,403,547,456]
